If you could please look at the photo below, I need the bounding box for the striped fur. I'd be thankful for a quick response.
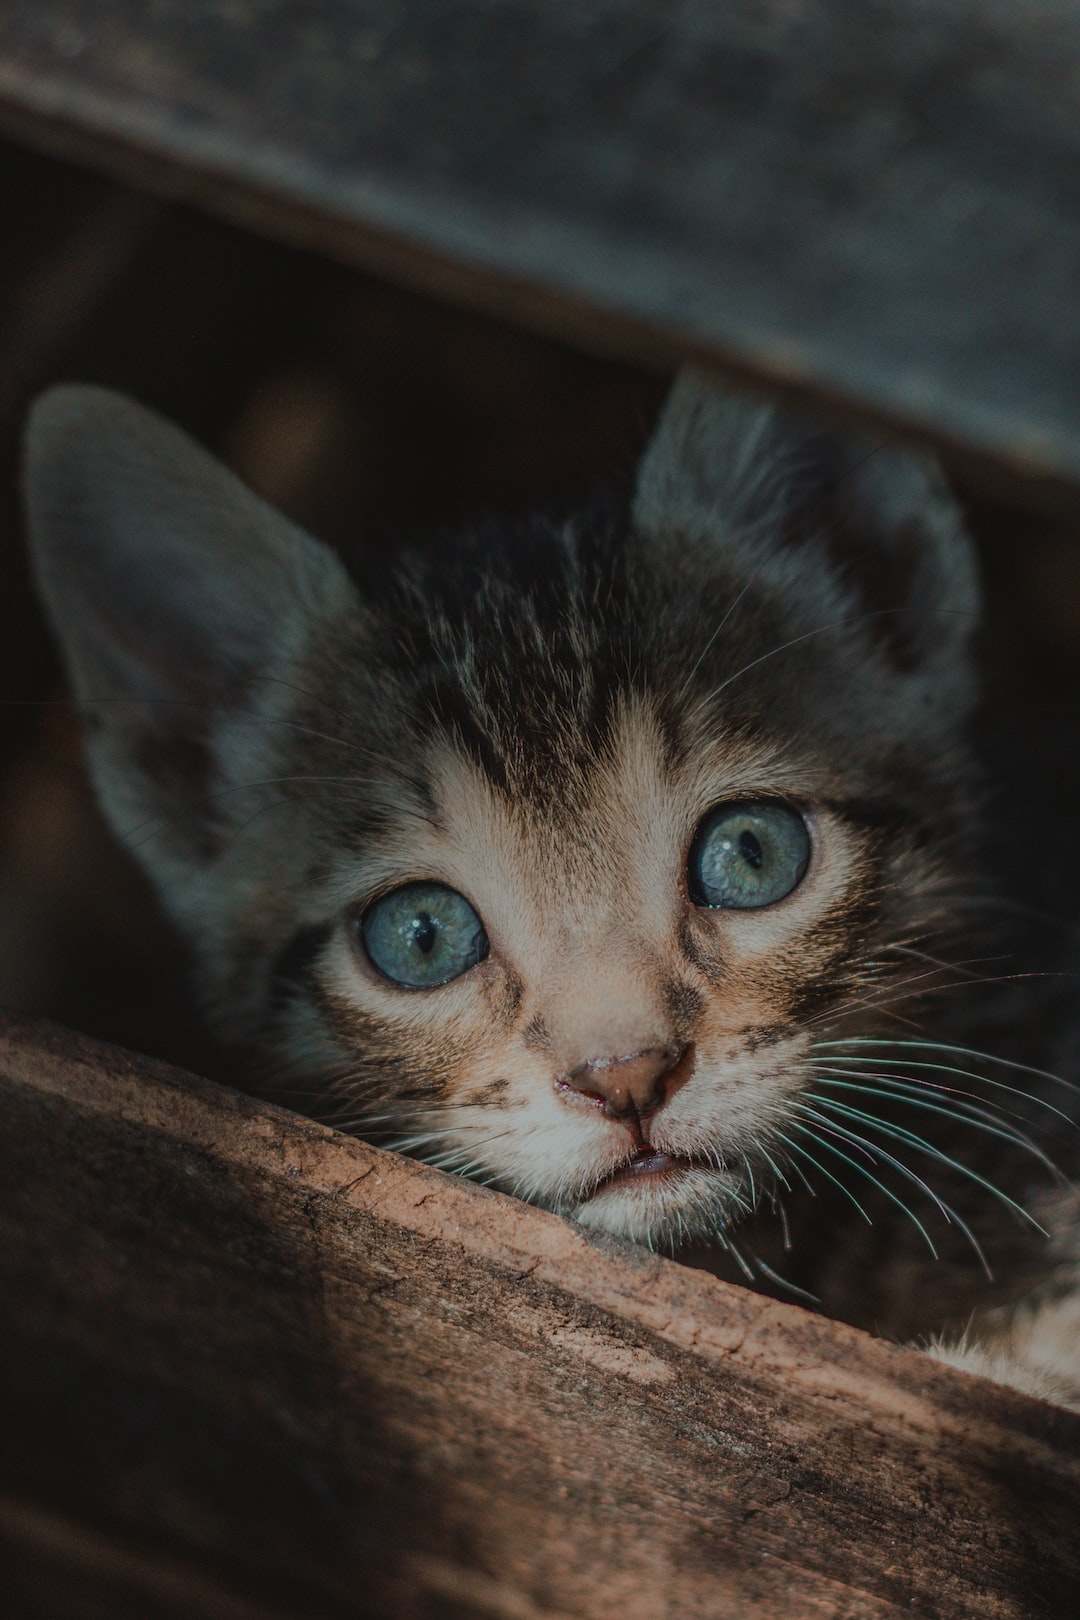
[25,373,1080,1403]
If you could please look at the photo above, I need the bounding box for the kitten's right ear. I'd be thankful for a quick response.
[24,385,360,862]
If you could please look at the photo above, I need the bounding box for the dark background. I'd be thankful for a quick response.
[1,135,1078,1081]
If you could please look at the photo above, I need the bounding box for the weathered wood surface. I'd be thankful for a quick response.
[1,1016,1079,1619]
[0,3,1079,505]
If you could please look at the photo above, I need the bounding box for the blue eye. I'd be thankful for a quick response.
[688,801,810,909]
[360,882,489,988]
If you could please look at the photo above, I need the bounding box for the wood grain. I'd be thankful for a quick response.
[1,1014,1078,1618]
[0,2,1079,507]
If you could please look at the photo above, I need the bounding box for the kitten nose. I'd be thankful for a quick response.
[566,1045,690,1122]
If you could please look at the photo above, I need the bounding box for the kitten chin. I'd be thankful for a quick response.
[570,1162,748,1250]
[24,370,1080,1403]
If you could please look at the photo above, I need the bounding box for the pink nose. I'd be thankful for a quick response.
[565,1045,691,1122]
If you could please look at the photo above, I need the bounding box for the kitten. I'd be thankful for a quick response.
[24,372,1080,1405]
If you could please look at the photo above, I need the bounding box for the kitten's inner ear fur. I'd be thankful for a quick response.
[633,370,980,674]
[24,385,360,859]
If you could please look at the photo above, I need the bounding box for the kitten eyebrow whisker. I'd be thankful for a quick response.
[882,943,1011,981]
[695,604,974,712]
[678,555,776,693]
[799,953,1077,1033]
[799,964,972,1029]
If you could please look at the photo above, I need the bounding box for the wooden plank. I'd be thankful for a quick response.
[1,1015,1079,1619]
[1,2,1079,507]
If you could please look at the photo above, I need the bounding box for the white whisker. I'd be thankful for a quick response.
[790,1116,944,1260]
[806,1095,1048,1236]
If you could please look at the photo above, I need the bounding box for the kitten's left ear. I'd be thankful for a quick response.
[633,369,980,674]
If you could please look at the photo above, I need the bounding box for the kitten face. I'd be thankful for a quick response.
[24,372,980,1251]
[311,710,880,1244]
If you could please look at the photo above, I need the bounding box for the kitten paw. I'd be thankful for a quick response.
[922,1290,1080,1410]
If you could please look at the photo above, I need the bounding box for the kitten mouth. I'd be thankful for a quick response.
[587,1148,700,1196]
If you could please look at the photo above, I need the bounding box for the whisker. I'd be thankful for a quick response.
[800,965,970,1029]
[756,1141,796,1196]
[724,1239,758,1283]
[245,672,361,732]
[802,1099,1033,1258]
[51,688,417,782]
[810,1069,1064,1175]
[678,557,773,693]
[789,1120,943,1257]
[883,943,1010,982]
[800,1100,995,1256]
[740,1151,758,1208]
[752,1256,819,1304]
[772,1130,873,1225]
[815,1038,1080,1106]
[698,605,974,709]
[807,1093,1049,1230]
